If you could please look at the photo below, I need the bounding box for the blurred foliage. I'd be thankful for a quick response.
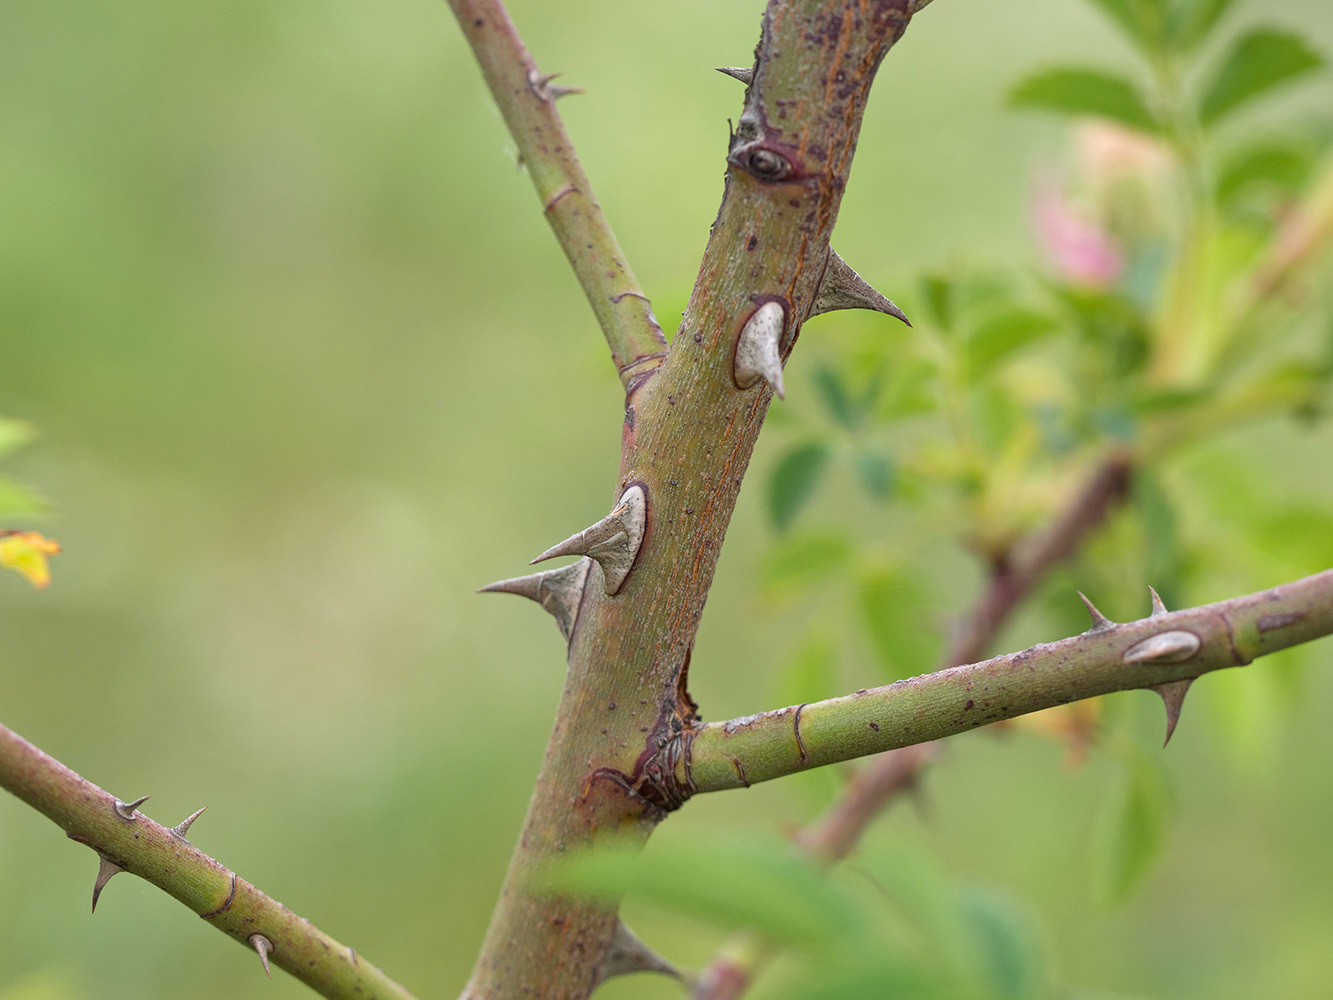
[1,0,1332,999]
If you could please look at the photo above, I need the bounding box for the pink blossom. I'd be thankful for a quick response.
[1032,184,1124,289]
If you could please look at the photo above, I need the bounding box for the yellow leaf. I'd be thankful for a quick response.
[0,531,61,589]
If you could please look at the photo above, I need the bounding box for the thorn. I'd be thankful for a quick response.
[531,486,647,596]
[171,806,207,841]
[1122,629,1201,665]
[716,66,754,85]
[249,934,274,978]
[527,69,583,102]
[480,558,592,641]
[114,795,150,821]
[1077,592,1114,631]
[1152,678,1192,746]
[1149,586,1169,617]
[91,854,124,914]
[733,301,786,399]
[810,250,910,325]
[595,919,683,986]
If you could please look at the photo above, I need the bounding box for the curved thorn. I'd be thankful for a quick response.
[480,558,592,641]
[1077,591,1114,631]
[1149,586,1169,617]
[114,795,150,821]
[171,806,207,841]
[91,854,124,914]
[249,934,274,978]
[810,250,910,325]
[716,66,753,85]
[1153,678,1192,746]
[530,487,647,595]
[734,301,786,399]
[595,919,683,986]
[1123,629,1201,665]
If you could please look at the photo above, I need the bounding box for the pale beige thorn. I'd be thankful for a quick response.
[734,301,786,399]
[1077,592,1114,631]
[113,795,150,821]
[1153,678,1193,746]
[531,486,647,596]
[171,806,207,842]
[479,558,591,641]
[716,66,753,85]
[1149,586,1169,617]
[249,934,274,978]
[810,250,910,325]
[1123,629,1201,665]
[595,919,684,987]
[527,69,582,102]
[91,854,124,914]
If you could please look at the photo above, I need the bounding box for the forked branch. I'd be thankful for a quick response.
[0,724,416,1000]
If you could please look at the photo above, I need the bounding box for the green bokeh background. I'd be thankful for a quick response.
[2,1,1332,998]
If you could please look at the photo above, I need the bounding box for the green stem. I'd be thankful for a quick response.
[0,723,416,1000]
[445,0,667,389]
[687,567,1333,792]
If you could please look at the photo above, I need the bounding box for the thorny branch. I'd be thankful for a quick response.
[0,724,416,1000]
[445,0,667,390]
[685,568,1333,791]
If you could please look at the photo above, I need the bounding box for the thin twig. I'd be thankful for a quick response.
[687,567,1333,790]
[0,723,416,1000]
[445,0,667,390]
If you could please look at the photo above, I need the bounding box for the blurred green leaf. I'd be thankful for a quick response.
[551,835,859,948]
[1216,140,1316,209]
[881,358,941,420]
[769,442,832,531]
[813,366,859,429]
[1198,29,1325,128]
[859,568,940,681]
[0,419,35,461]
[1092,749,1172,903]
[1167,0,1239,52]
[855,449,897,501]
[921,274,956,333]
[761,529,855,597]
[1009,69,1161,134]
[1085,0,1168,56]
[0,477,49,519]
[962,308,1060,381]
[781,961,941,1000]
[958,887,1051,1000]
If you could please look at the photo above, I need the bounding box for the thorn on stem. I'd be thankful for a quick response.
[171,806,207,841]
[810,250,910,325]
[1077,592,1114,631]
[595,919,683,986]
[113,796,150,821]
[531,486,647,595]
[527,69,584,102]
[480,558,592,641]
[716,66,754,86]
[91,854,124,914]
[1153,678,1192,746]
[1149,586,1169,617]
[250,934,274,978]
